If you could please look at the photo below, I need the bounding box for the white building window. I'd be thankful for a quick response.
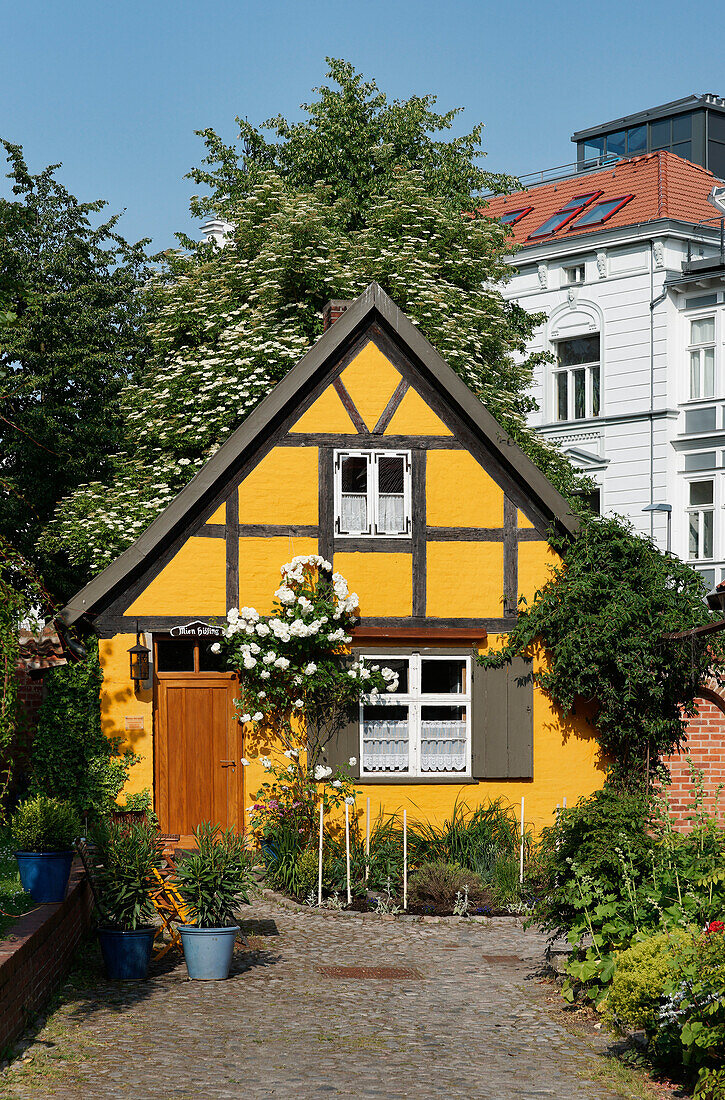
[687,479,714,560]
[334,451,411,537]
[689,316,716,400]
[554,335,600,421]
[360,654,471,777]
[563,263,586,285]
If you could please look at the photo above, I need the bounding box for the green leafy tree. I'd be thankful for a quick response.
[0,142,153,598]
[48,59,586,576]
[481,513,725,783]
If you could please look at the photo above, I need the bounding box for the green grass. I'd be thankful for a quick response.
[0,827,36,938]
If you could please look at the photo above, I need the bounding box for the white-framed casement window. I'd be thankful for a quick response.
[554,334,600,422]
[359,654,471,777]
[689,316,716,400]
[687,479,715,561]
[562,263,586,285]
[334,450,411,537]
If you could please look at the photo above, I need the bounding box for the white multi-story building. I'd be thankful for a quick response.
[485,149,725,589]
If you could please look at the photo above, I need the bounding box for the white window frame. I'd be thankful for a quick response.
[334,450,411,538]
[688,313,717,401]
[359,653,472,778]
[562,263,586,285]
[686,477,715,561]
[552,335,601,422]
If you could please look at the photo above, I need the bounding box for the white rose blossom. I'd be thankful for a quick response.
[210,642,221,654]
[252,711,263,722]
[348,757,357,766]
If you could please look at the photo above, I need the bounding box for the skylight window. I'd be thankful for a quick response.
[500,206,533,226]
[570,195,634,228]
[528,191,603,239]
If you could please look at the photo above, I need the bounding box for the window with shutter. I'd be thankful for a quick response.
[471,657,534,779]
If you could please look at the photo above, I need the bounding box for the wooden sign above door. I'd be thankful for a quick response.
[169,620,224,638]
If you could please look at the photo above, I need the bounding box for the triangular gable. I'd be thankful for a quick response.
[60,283,578,628]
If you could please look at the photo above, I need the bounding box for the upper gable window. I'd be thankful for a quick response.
[528,192,603,239]
[335,450,411,537]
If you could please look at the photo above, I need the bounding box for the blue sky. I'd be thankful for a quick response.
[2,0,720,252]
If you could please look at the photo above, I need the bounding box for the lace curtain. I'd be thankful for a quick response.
[362,718,409,772]
[420,720,467,772]
[341,494,367,533]
[377,495,404,534]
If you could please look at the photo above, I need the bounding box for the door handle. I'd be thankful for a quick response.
[220,760,236,769]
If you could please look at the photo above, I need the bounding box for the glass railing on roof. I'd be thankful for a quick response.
[479,154,625,198]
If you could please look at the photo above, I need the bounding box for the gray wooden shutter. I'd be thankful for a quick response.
[471,656,533,779]
[320,709,361,779]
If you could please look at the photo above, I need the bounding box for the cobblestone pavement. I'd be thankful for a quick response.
[1,897,630,1100]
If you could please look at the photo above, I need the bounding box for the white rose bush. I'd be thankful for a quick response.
[217,555,398,888]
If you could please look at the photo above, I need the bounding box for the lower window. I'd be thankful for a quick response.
[360,654,471,777]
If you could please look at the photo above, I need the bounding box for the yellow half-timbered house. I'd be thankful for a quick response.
[59,285,604,835]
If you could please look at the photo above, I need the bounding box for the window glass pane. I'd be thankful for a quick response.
[341,495,367,532]
[198,642,227,672]
[626,125,647,154]
[557,335,600,366]
[607,131,626,157]
[672,141,691,161]
[685,452,716,472]
[573,196,632,228]
[690,481,714,506]
[703,511,714,559]
[698,568,716,589]
[557,372,568,420]
[361,705,409,773]
[691,317,715,344]
[710,114,725,143]
[341,455,367,493]
[378,456,404,494]
[685,407,717,433]
[574,369,586,418]
[703,348,715,397]
[709,142,725,179]
[689,512,699,558]
[529,212,574,237]
[421,659,466,695]
[690,350,701,399]
[650,118,671,149]
[561,192,601,212]
[581,137,605,163]
[156,639,195,672]
[420,705,467,773]
[686,295,718,309]
[592,367,600,417]
[368,657,409,694]
[672,113,692,142]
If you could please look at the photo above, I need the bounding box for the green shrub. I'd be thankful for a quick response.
[695,1068,725,1100]
[406,799,522,883]
[175,822,253,927]
[92,819,160,930]
[408,861,486,908]
[606,929,692,1033]
[11,795,80,852]
[121,789,153,813]
[31,637,136,817]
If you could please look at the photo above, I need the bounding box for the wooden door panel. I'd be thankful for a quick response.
[155,678,241,836]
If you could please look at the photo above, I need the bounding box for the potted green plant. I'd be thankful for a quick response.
[93,820,161,980]
[11,795,80,903]
[109,788,155,829]
[174,822,253,980]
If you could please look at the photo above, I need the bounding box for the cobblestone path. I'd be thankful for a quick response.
[1,898,629,1100]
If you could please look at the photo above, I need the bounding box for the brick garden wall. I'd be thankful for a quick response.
[663,681,725,830]
[0,864,93,1052]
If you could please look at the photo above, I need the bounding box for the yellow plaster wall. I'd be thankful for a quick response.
[426,542,504,618]
[384,387,453,436]
[333,552,412,617]
[207,503,226,524]
[125,538,226,617]
[238,536,319,614]
[517,509,535,530]
[237,447,318,525]
[289,387,357,433]
[518,542,561,601]
[99,636,154,803]
[339,342,403,431]
[426,451,504,528]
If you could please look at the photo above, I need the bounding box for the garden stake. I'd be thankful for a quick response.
[365,796,370,884]
[345,801,351,906]
[403,808,408,910]
[318,801,324,907]
[519,796,525,885]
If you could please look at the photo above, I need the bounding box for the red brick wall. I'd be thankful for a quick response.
[0,865,93,1052]
[663,683,725,830]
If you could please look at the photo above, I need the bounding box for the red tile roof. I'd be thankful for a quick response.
[481,152,723,246]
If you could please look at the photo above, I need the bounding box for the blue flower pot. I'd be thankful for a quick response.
[15,851,73,903]
[98,927,155,980]
[178,924,238,980]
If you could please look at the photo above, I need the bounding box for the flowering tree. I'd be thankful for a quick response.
[46,59,586,578]
[216,555,398,846]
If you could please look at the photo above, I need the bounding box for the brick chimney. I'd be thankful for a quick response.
[322,300,352,331]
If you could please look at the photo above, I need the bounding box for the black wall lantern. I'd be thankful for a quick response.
[128,627,150,683]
